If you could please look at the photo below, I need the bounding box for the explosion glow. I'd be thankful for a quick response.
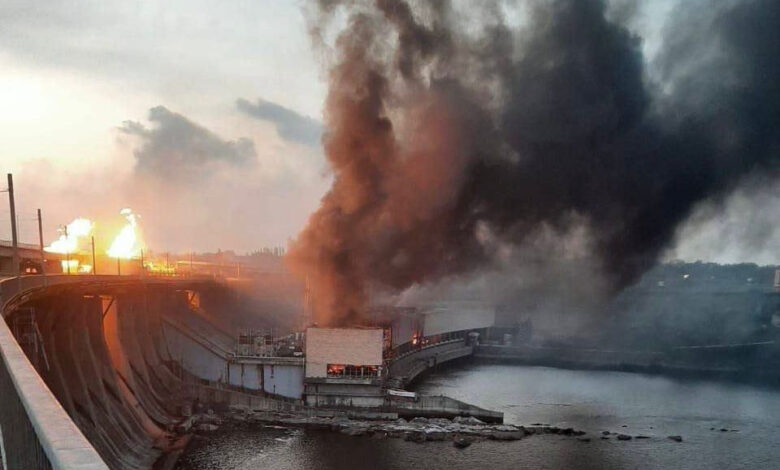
[107,208,143,259]
[44,218,93,254]
[60,259,92,274]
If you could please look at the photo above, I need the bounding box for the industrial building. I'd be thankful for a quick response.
[304,327,386,407]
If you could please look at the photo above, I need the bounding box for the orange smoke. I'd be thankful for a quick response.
[286,10,483,326]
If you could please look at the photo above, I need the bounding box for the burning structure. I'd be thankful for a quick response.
[304,327,385,407]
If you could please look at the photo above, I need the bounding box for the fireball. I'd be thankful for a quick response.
[45,218,93,254]
[107,208,143,259]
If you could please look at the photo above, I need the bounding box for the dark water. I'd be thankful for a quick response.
[176,363,780,469]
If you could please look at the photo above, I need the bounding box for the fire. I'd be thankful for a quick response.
[44,218,93,254]
[60,259,92,274]
[107,208,143,259]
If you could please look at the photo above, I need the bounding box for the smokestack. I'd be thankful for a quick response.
[288,0,780,326]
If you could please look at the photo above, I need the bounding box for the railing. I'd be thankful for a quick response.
[0,277,108,469]
[386,329,476,387]
[389,329,469,360]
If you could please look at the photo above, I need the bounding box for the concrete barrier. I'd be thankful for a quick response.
[389,340,474,387]
[393,395,503,423]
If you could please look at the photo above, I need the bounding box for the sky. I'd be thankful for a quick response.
[0,0,329,253]
[0,0,777,265]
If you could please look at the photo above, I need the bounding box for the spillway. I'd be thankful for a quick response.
[0,276,283,469]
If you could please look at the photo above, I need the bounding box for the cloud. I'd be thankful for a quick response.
[237,98,322,147]
[106,105,330,253]
[119,105,256,181]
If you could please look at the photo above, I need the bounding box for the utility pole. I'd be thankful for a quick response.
[116,257,120,276]
[37,209,47,285]
[64,225,70,275]
[91,236,97,275]
[7,174,19,278]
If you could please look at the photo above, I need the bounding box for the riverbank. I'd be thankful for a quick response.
[176,363,780,469]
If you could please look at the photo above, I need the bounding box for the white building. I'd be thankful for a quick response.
[304,327,386,408]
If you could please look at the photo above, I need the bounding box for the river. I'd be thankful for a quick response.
[176,362,780,469]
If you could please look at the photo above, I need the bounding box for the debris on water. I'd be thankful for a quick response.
[617,434,632,441]
[668,435,683,442]
[635,435,650,439]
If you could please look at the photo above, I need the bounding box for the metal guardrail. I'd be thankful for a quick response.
[0,276,109,469]
[390,329,469,360]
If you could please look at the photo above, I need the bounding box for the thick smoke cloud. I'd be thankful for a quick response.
[288,0,780,326]
[237,98,323,147]
[120,105,256,181]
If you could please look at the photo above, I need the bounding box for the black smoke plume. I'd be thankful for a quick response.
[288,0,780,325]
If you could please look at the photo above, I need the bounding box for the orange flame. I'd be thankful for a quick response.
[107,208,143,259]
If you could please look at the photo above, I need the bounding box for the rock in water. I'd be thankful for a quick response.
[668,435,683,443]
[340,427,366,437]
[454,416,484,425]
[453,437,472,449]
[489,431,524,441]
[617,434,632,441]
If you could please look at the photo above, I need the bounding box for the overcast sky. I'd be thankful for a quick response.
[0,0,329,253]
[0,0,777,265]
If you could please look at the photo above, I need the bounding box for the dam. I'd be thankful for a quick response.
[0,274,498,470]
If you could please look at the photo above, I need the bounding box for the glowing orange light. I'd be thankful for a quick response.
[45,218,93,254]
[107,208,143,259]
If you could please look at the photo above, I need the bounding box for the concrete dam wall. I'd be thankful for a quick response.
[0,277,267,470]
[0,277,502,468]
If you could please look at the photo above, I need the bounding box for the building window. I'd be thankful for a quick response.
[326,364,379,378]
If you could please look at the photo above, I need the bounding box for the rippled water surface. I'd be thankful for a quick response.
[177,363,780,469]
